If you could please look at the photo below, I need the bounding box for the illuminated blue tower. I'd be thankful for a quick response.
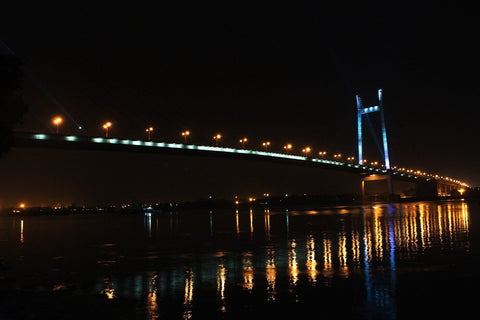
[357,89,393,199]
[356,89,391,169]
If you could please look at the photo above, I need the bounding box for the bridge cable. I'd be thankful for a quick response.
[0,39,84,131]
[364,114,385,160]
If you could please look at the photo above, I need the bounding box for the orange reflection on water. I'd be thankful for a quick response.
[338,232,349,278]
[373,207,383,259]
[391,202,470,255]
[306,235,318,283]
[216,264,227,312]
[20,220,24,244]
[101,278,116,299]
[183,268,194,320]
[146,274,159,320]
[242,252,254,292]
[288,239,299,291]
[264,211,271,240]
[363,215,373,263]
[266,247,277,301]
[351,229,361,267]
[250,209,254,235]
[235,209,239,235]
[322,237,334,278]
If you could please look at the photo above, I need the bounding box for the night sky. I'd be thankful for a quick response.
[1,1,479,207]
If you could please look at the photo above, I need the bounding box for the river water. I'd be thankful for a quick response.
[1,200,478,319]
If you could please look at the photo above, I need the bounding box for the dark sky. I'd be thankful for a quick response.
[1,1,479,207]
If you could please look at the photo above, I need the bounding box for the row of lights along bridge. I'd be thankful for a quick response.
[51,116,458,178]
[51,116,369,164]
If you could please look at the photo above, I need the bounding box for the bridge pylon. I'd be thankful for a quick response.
[356,89,394,201]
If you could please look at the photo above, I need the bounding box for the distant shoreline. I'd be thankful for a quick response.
[2,193,476,216]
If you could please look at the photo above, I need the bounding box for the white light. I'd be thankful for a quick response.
[65,136,77,141]
[236,149,252,154]
[33,134,47,140]
[167,143,183,149]
[92,137,104,143]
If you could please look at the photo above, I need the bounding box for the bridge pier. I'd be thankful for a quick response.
[401,179,464,200]
[435,180,463,197]
[360,173,395,202]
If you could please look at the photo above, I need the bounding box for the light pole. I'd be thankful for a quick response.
[213,133,222,146]
[181,130,190,143]
[145,127,154,140]
[103,122,112,137]
[262,141,271,151]
[52,116,63,133]
[302,146,311,156]
[318,151,327,158]
[283,143,292,154]
[239,137,248,149]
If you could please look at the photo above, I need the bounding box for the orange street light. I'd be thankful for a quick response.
[239,137,248,149]
[145,127,154,140]
[103,121,112,137]
[181,130,190,143]
[213,133,222,146]
[302,147,311,155]
[52,116,63,133]
[262,141,271,151]
[283,143,292,154]
[318,151,327,157]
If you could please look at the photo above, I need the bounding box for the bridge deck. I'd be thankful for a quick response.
[12,132,468,188]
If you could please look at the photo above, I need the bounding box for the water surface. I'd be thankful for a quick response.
[1,201,478,319]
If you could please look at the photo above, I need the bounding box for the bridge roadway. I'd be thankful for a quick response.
[12,132,468,192]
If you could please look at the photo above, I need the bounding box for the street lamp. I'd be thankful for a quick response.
[239,137,248,149]
[213,133,222,146]
[103,122,112,137]
[347,156,355,162]
[262,141,271,151]
[145,127,154,140]
[302,146,311,155]
[333,153,342,160]
[318,151,327,157]
[52,116,63,133]
[181,130,190,143]
[283,143,292,154]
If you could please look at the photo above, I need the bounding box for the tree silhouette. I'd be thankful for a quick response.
[0,54,28,158]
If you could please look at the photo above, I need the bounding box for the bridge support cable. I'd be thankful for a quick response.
[364,113,385,160]
[0,39,84,131]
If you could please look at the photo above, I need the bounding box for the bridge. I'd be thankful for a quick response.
[12,129,468,200]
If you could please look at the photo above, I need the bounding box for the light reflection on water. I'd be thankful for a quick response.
[2,201,473,319]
